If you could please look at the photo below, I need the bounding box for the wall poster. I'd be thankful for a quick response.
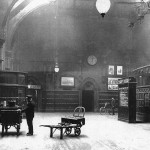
[108,65,114,75]
[119,87,128,107]
[117,66,123,75]
[108,78,121,90]
[61,77,74,87]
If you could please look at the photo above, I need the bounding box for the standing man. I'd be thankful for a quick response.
[111,97,116,115]
[22,95,35,136]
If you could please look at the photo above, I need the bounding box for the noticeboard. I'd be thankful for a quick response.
[119,87,128,107]
[108,77,121,90]
[61,77,74,87]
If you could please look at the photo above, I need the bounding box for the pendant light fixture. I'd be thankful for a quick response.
[96,0,111,18]
[54,62,59,72]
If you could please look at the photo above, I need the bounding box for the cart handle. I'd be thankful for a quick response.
[73,106,85,117]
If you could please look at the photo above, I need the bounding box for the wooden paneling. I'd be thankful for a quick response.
[98,91,118,108]
[136,86,150,122]
[41,90,79,112]
[0,71,27,107]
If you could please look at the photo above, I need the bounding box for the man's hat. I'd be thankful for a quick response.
[26,95,32,101]
[26,95,32,98]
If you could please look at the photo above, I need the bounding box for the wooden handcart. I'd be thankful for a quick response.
[40,106,85,139]
[0,107,22,136]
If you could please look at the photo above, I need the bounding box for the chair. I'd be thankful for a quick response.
[61,106,85,126]
[73,106,85,118]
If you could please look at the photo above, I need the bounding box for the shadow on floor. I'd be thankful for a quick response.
[0,131,26,137]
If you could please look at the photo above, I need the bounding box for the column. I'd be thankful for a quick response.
[0,38,5,70]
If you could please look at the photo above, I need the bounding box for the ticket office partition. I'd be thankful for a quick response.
[118,77,136,123]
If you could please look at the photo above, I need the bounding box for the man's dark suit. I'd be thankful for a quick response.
[22,101,35,135]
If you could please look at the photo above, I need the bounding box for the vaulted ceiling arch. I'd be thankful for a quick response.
[2,0,56,50]
[2,0,141,50]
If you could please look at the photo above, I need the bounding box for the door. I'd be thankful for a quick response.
[82,90,94,112]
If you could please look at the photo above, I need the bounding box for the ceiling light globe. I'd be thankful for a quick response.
[96,0,111,17]
[54,66,59,72]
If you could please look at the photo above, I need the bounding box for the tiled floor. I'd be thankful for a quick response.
[0,112,150,150]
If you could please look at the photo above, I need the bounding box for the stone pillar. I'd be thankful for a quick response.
[0,38,5,70]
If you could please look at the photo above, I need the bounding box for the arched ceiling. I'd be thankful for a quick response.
[4,0,56,49]
[3,0,140,49]
[2,0,150,68]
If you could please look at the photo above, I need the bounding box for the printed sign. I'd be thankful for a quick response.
[108,65,114,75]
[28,85,41,89]
[108,78,121,90]
[61,77,74,86]
[117,66,123,75]
[119,87,128,107]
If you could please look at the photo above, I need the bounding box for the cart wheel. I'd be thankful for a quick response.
[99,107,106,115]
[74,127,81,136]
[17,125,20,136]
[2,125,4,136]
[65,127,72,135]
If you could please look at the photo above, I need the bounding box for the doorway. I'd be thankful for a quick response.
[27,89,40,111]
[82,90,94,112]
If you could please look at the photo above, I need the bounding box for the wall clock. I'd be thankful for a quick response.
[87,55,97,65]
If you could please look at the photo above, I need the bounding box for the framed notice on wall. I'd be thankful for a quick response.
[61,77,74,87]
[108,78,121,90]
[108,65,114,75]
[117,66,123,75]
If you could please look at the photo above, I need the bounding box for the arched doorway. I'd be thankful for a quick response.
[81,80,96,112]
[82,90,94,112]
